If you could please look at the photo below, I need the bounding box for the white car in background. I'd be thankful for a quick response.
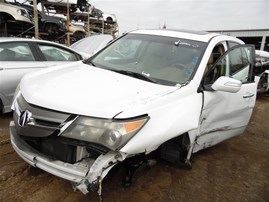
[10,29,257,196]
[102,13,117,24]
[0,2,34,25]
[254,50,269,94]
[0,1,33,25]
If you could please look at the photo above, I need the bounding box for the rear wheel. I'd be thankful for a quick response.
[0,13,14,25]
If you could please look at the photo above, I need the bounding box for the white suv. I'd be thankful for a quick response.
[10,29,257,196]
[0,1,33,25]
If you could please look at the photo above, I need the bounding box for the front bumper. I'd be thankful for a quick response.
[10,121,126,194]
[10,121,90,183]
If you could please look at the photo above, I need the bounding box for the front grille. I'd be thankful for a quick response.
[22,136,77,163]
[14,95,71,138]
[14,95,109,163]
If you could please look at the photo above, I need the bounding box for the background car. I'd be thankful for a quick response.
[70,34,113,57]
[0,1,33,26]
[68,21,86,41]
[9,2,66,37]
[254,50,269,95]
[0,37,83,114]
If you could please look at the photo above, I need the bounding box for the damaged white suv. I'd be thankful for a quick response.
[10,29,257,196]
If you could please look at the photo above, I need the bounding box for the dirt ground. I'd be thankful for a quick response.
[0,96,268,202]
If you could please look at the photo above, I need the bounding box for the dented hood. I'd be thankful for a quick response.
[20,62,176,118]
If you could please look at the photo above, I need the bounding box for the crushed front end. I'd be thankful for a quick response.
[10,94,148,194]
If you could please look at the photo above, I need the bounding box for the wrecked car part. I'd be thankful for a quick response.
[257,71,269,93]
[11,121,127,194]
[75,151,127,194]
[11,96,129,194]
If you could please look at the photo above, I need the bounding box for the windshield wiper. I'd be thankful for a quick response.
[113,70,158,83]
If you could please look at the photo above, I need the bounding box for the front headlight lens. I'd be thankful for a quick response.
[17,9,28,18]
[17,9,22,16]
[61,116,149,150]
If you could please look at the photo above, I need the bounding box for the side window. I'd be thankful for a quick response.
[38,44,79,61]
[229,48,250,82]
[0,42,35,61]
[205,44,225,73]
[204,45,253,87]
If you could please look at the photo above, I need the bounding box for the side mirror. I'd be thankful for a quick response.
[212,76,242,93]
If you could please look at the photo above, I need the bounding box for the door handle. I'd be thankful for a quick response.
[243,93,254,98]
[0,68,3,71]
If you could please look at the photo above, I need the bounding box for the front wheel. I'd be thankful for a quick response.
[0,14,6,25]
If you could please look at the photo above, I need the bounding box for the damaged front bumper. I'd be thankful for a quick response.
[9,121,127,194]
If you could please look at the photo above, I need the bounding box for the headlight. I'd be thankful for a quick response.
[17,9,28,18]
[17,9,22,16]
[61,116,149,150]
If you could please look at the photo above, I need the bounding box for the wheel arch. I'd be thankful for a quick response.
[0,12,15,23]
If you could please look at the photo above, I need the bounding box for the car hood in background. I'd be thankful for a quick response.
[20,63,177,118]
[70,34,113,57]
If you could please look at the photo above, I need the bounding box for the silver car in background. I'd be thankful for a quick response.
[0,37,83,114]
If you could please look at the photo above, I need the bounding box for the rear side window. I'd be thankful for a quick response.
[0,42,35,61]
[38,44,79,61]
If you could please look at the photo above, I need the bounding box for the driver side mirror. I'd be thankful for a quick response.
[211,76,242,93]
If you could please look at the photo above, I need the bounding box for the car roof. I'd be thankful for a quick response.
[0,37,73,50]
[130,29,220,42]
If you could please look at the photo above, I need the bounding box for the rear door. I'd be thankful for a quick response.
[194,45,256,152]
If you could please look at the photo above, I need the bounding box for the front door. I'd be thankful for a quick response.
[194,45,256,152]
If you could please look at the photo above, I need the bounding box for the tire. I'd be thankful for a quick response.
[73,31,85,40]
[106,17,113,23]
[0,14,6,25]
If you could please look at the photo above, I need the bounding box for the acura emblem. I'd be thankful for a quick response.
[18,110,32,127]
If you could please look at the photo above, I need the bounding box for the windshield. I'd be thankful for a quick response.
[89,33,206,86]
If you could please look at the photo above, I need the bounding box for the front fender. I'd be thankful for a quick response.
[119,88,203,154]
